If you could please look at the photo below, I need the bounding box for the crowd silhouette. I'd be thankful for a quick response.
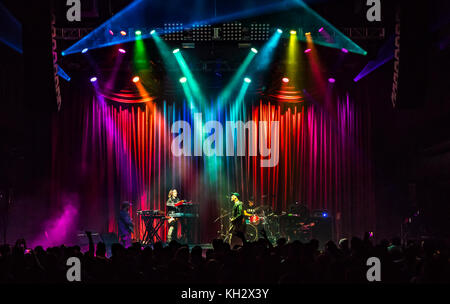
[0,230,448,284]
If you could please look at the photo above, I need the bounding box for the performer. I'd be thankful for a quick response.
[118,201,133,247]
[229,192,245,236]
[243,197,257,218]
[166,189,180,242]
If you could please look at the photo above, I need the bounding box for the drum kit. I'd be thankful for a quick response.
[216,200,281,244]
[244,205,280,242]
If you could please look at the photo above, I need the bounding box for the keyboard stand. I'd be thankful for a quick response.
[141,216,165,245]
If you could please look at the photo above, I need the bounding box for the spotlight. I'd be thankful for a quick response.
[250,48,258,54]
[90,77,97,83]
[305,32,311,36]
[244,77,251,83]
[290,30,296,35]
[132,76,140,83]
[120,30,127,36]
[173,48,180,54]
[277,29,283,33]
[304,48,312,53]
[81,48,88,54]
[179,77,187,83]
[150,29,156,35]
[109,30,114,35]
[318,27,324,33]
[328,78,336,83]
[282,77,290,83]
[118,48,126,53]
[135,30,142,36]
[322,212,328,217]
[341,48,349,53]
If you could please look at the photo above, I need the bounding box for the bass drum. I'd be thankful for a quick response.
[245,224,258,242]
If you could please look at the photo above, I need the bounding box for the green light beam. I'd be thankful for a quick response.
[218,50,257,108]
[230,80,251,118]
[173,51,206,106]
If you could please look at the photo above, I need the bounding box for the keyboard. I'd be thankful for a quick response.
[137,210,165,217]
[174,200,197,207]
[170,212,199,218]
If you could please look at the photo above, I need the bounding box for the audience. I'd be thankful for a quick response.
[0,231,448,284]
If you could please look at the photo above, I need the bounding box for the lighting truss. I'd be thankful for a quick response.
[342,27,386,40]
[55,27,94,40]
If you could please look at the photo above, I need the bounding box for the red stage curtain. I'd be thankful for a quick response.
[50,91,374,243]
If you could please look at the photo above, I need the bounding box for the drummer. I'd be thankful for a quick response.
[244,197,258,223]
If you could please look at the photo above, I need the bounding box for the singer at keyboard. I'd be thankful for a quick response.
[166,189,182,242]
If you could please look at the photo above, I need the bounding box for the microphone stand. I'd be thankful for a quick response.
[214,209,231,239]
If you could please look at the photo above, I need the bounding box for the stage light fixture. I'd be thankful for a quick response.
[251,48,258,54]
[218,45,257,105]
[341,48,349,53]
[305,32,311,36]
[81,48,88,54]
[304,48,311,53]
[290,30,296,35]
[120,30,127,36]
[328,78,336,83]
[277,29,283,33]
[118,48,126,53]
[193,24,212,41]
[244,77,251,83]
[179,77,187,83]
[250,23,270,41]
[282,77,289,83]
[223,22,242,41]
[90,77,97,82]
[173,48,180,54]
[318,27,324,33]
[135,30,142,36]
[109,30,114,35]
[163,23,184,41]
[150,29,155,35]
[132,76,140,83]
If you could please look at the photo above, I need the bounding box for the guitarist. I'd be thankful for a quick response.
[118,201,134,247]
[229,193,245,237]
